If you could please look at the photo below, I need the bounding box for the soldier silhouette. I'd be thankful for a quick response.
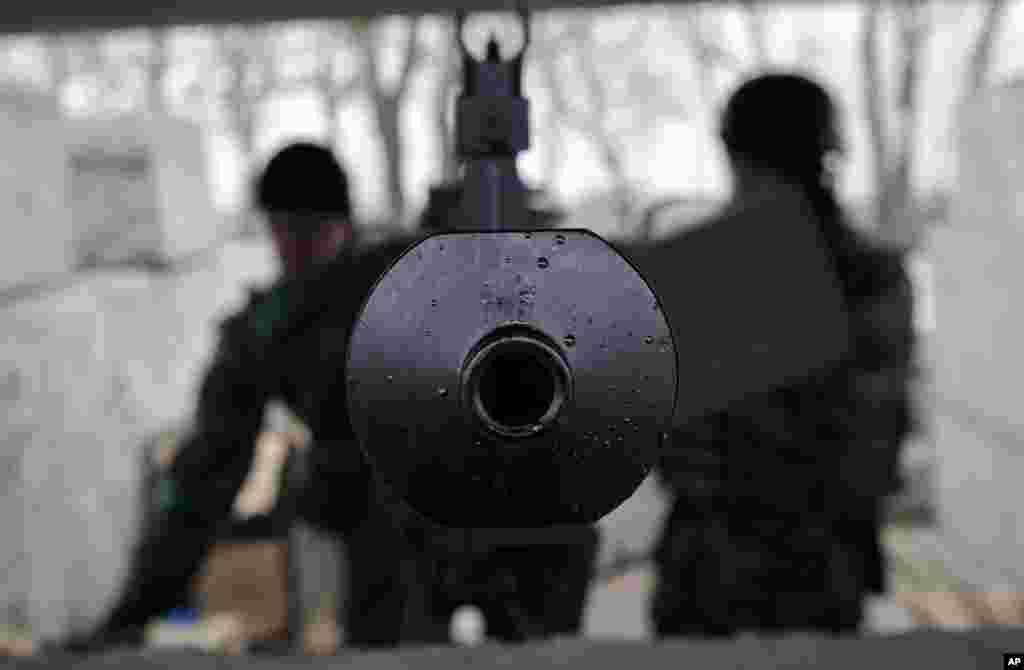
[651,73,916,637]
[57,142,424,652]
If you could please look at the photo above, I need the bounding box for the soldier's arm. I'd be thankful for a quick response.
[94,323,276,639]
[851,261,917,426]
[61,238,422,653]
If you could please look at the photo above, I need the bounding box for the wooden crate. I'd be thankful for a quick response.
[192,540,290,642]
[896,591,1024,628]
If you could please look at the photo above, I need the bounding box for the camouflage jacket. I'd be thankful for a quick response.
[658,236,916,522]
[652,233,915,605]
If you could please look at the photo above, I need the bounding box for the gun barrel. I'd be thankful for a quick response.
[347,230,676,528]
[462,326,572,438]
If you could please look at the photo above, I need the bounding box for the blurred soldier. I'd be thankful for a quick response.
[58,141,422,653]
[651,73,916,637]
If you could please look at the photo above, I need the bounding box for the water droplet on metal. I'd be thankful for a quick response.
[524,232,532,239]
[537,257,549,269]
[386,375,394,383]
[623,417,632,425]
[438,387,449,397]
[564,334,576,347]
[602,440,611,449]
[644,336,655,344]
[555,234,566,245]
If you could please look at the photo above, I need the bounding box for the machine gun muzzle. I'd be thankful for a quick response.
[346,230,676,528]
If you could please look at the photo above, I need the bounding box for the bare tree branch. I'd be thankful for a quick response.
[312,22,365,141]
[861,0,888,229]
[964,0,1009,99]
[430,17,459,182]
[355,16,428,220]
[537,12,699,232]
[396,16,422,97]
[146,28,171,112]
[533,23,573,186]
[216,26,275,163]
[887,1,929,243]
[571,26,609,126]
[355,21,382,101]
[896,2,926,117]
[668,6,740,109]
[563,19,637,228]
[740,0,770,69]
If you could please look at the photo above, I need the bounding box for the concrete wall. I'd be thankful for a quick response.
[4,276,152,636]
[929,81,1024,589]
[67,115,227,267]
[0,87,74,292]
[0,97,277,638]
[0,90,278,638]
[1,237,276,637]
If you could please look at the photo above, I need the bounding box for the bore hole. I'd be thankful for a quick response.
[464,330,570,438]
[479,349,554,429]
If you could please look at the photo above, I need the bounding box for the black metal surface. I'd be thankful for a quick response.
[347,229,676,528]
[18,629,1024,669]
[0,0,724,35]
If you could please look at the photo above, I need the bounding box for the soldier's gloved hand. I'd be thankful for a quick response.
[41,624,146,656]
